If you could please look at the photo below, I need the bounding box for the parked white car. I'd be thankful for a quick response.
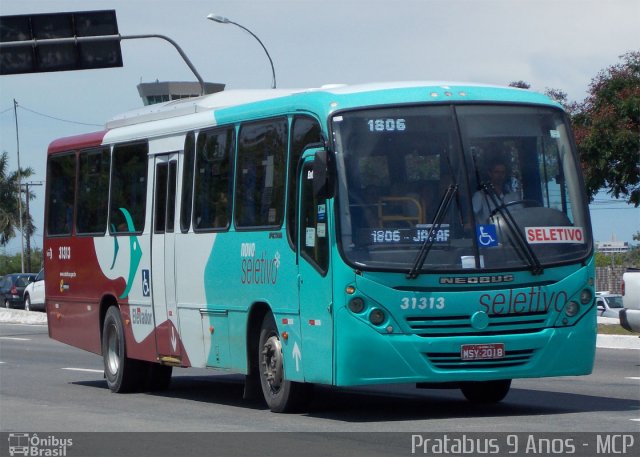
[595,291,624,318]
[23,269,45,312]
[620,268,640,333]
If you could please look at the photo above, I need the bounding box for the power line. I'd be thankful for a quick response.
[1,103,103,127]
[16,104,103,127]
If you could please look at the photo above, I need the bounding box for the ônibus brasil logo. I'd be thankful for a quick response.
[7,433,73,456]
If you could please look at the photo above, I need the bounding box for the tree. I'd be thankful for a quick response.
[0,249,43,276]
[0,151,35,247]
[572,51,640,207]
[508,80,531,89]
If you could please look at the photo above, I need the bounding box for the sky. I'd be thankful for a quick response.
[1,0,639,256]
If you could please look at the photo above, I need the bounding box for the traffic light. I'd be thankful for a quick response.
[0,10,123,75]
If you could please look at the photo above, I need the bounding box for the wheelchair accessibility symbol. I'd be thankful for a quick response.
[142,269,150,296]
[476,224,498,247]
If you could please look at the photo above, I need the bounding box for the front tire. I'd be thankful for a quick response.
[102,306,146,393]
[24,295,31,311]
[460,379,512,403]
[258,312,311,412]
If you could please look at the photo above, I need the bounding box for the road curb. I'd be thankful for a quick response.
[0,308,47,325]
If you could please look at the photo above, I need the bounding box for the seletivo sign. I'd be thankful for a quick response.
[525,226,585,244]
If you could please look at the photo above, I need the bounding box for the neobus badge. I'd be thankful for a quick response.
[440,275,515,285]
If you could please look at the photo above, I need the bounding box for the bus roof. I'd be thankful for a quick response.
[105,81,558,129]
[47,81,560,154]
[48,130,107,155]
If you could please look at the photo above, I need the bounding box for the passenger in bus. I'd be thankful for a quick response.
[472,157,520,223]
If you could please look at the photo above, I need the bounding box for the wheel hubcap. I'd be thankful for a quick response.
[106,324,120,375]
[261,335,283,392]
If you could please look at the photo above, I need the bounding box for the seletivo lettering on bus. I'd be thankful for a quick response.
[479,287,568,314]
[525,226,585,244]
[240,243,281,285]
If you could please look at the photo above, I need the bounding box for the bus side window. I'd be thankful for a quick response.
[46,153,76,236]
[235,118,287,229]
[287,116,322,247]
[77,148,110,235]
[109,142,148,234]
[193,128,235,231]
[180,132,195,232]
[300,161,328,273]
[154,163,168,233]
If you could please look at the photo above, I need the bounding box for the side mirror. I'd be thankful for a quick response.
[312,148,335,199]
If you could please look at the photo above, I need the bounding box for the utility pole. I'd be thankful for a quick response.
[13,99,25,273]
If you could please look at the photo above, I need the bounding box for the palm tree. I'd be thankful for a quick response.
[0,151,35,247]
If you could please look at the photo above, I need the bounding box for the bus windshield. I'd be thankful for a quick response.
[333,104,590,273]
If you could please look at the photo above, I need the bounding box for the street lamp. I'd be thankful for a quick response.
[206,14,276,89]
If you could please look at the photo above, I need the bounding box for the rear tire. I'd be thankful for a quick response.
[460,379,511,403]
[102,306,147,393]
[258,312,311,412]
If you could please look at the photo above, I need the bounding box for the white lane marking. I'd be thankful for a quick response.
[631,419,640,422]
[0,337,30,341]
[62,367,104,373]
[625,377,640,380]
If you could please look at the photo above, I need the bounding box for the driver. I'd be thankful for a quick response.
[472,157,520,223]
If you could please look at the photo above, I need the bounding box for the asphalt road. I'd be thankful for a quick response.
[1,321,638,456]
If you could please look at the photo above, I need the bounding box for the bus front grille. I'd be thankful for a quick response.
[405,311,549,337]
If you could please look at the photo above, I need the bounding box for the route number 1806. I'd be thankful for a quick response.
[367,118,406,132]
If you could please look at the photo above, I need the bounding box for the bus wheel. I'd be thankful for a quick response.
[102,306,146,393]
[460,379,512,403]
[258,313,310,412]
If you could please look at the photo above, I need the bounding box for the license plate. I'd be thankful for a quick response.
[460,343,505,360]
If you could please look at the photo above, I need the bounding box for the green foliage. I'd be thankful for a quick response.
[595,245,640,268]
[0,151,36,246]
[0,249,43,275]
[572,51,640,207]
[508,80,531,89]
[623,245,640,268]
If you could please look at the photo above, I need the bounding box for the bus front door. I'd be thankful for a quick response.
[151,153,181,363]
[297,158,333,383]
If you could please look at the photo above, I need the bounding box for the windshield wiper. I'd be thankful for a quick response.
[479,183,544,275]
[407,184,458,279]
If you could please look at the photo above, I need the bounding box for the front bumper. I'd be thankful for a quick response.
[335,309,596,386]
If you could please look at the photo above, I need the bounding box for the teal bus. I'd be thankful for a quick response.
[44,82,596,412]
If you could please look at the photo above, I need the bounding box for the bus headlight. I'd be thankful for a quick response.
[348,297,365,313]
[369,309,386,325]
[580,288,593,305]
[565,301,579,317]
